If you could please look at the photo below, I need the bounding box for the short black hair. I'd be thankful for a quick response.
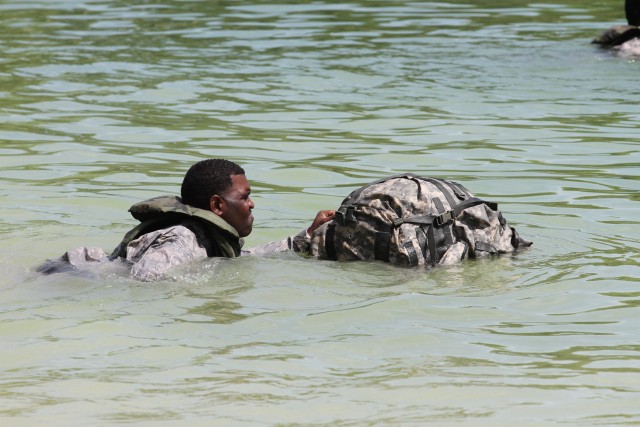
[181,159,245,210]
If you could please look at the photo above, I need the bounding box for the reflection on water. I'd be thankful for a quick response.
[1,0,639,425]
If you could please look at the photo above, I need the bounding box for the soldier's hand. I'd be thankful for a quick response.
[307,210,336,236]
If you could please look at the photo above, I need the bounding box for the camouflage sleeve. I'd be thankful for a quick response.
[65,246,109,265]
[126,225,208,281]
[243,229,310,256]
[36,246,109,275]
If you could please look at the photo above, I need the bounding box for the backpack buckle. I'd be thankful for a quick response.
[345,206,356,223]
[335,207,346,225]
[336,205,357,225]
[434,210,453,226]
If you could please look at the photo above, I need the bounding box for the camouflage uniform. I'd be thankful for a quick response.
[39,196,248,281]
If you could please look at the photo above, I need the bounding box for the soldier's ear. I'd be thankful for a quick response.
[209,195,225,216]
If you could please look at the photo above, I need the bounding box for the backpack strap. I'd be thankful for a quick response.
[427,224,438,266]
[422,178,463,207]
[374,231,391,262]
[335,204,357,225]
[448,180,473,199]
[399,198,490,228]
[324,222,338,261]
[403,242,419,265]
[432,196,453,247]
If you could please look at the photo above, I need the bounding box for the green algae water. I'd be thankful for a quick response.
[1,0,639,425]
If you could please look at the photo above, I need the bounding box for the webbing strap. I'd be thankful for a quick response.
[425,192,453,266]
[448,181,472,199]
[401,215,436,225]
[335,205,357,225]
[374,231,391,262]
[433,197,453,246]
[404,242,419,266]
[325,222,337,260]
[433,197,445,214]
[427,224,438,266]
[423,178,458,209]
[454,197,497,216]
[498,212,507,227]
[407,175,423,200]
[433,197,497,227]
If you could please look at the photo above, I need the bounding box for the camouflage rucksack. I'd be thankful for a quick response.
[309,173,531,266]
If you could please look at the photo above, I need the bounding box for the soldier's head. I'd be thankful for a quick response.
[181,159,254,237]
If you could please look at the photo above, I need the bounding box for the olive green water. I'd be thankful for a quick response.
[1,0,639,425]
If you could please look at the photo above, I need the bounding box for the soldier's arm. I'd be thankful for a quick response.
[306,210,336,236]
[243,210,335,256]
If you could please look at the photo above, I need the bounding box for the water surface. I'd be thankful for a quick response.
[1,0,639,425]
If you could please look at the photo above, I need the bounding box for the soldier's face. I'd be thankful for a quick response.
[218,174,255,237]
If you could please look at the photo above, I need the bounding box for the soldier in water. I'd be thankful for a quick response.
[38,159,335,281]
